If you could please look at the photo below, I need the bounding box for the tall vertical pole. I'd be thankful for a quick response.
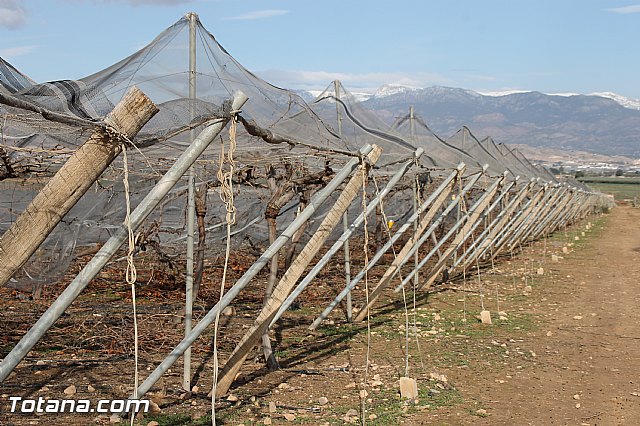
[409,106,419,290]
[334,80,352,321]
[183,11,197,392]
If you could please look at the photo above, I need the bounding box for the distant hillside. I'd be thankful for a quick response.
[358,86,640,158]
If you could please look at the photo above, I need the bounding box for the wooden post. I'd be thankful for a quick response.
[310,163,465,330]
[406,175,506,293]
[352,167,483,322]
[352,175,459,322]
[213,146,383,397]
[0,86,158,287]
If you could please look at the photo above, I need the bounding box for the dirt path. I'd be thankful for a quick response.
[430,204,640,425]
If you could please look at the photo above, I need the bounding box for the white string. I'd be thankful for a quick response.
[360,162,370,426]
[123,145,140,424]
[211,114,237,425]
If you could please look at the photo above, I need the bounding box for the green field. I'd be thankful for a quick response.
[578,177,640,201]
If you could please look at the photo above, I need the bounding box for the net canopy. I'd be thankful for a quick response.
[0,13,568,292]
[390,109,484,171]
[309,80,420,170]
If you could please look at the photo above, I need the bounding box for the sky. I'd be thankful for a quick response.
[1,0,639,98]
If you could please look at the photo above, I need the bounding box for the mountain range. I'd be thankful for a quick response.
[302,85,640,158]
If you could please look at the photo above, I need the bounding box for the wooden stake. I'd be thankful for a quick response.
[213,145,383,397]
[0,87,158,287]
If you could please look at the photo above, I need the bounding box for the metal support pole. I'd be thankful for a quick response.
[439,178,516,277]
[311,163,466,329]
[0,91,249,382]
[506,186,562,250]
[395,173,505,293]
[453,178,529,270]
[333,80,351,320]
[489,184,547,259]
[183,11,197,392]
[270,149,423,327]
[127,144,373,400]
[349,166,484,324]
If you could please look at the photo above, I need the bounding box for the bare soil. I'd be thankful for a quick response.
[1,204,638,425]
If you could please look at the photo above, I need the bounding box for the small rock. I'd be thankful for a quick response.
[346,409,359,417]
[268,401,276,413]
[429,372,448,382]
[371,380,383,387]
[524,285,532,293]
[191,385,199,393]
[573,315,583,320]
[221,306,235,316]
[359,389,368,398]
[573,394,580,400]
[318,396,329,405]
[399,377,418,399]
[562,247,569,253]
[149,401,161,413]
[574,236,580,241]
[64,385,76,395]
[536,267,544,275]
[147,422,160,426]
[575,403,581,409]
[283,413,296,421]
[434,313,441,321]
[36,360,45,366]
[546,331,553,337]
[345,382,356,389]
[480,310,492,325]
[552,254,559,262]
[109,414,120,423]
[227,394,239,402]
[369,414,378,420]
[476,408,487,416]
[87,385,96,393]
[277,383,293,390]
[263,417,272,425]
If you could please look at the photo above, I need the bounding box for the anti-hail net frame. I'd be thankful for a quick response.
[0,14,562,292]
[0,15,381,291]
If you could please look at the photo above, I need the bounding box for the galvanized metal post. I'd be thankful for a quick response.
[270,149,423,327]
[311,163,466,329]
[395,173,505,293]
[454,178,530,270]
[183,11,197,392]
[333,80,352,321]
[128,145,373,400]
[0,91,249,382]
[352,166,485,323]
[431,178,515,281]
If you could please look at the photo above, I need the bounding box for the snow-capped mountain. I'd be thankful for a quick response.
[590,92,640,110]
[360,85,640,157]
[301,84,640,112]
[372,83,421,98]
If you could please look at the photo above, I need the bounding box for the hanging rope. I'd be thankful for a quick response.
[211,112,238,425]
[360,161,370,426]
[122,144,140,424]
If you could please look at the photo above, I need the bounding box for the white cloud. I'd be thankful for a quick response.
[223,9,289,21]
[605,4,640,14]
[0,44,37,57]
[0,0,27,29]
[256,69,452,93]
